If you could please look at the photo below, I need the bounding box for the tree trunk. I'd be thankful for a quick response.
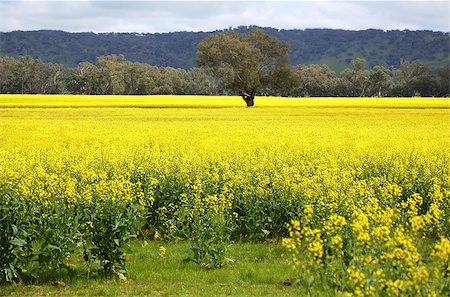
[242,91,255,107]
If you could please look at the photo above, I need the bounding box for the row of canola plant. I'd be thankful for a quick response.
[0,145,448,295]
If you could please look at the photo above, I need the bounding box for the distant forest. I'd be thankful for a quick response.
[0,54,448,97]
[0,27,449,72]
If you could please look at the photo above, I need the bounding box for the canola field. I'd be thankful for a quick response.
[0,95,449,295]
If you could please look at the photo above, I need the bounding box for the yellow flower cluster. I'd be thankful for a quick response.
[158,246,167,257]
[283,184,448,296]
[432,237,450,266]
[347,265,366,286]
[350,209,371,244]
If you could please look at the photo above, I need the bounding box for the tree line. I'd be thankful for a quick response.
[0,54,448,97]
[0,55,217,96]
[293,58,449,97]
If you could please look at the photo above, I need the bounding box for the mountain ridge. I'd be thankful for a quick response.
[0,26,448,72]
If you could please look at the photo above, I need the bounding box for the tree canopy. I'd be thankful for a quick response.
[196,29,295,106]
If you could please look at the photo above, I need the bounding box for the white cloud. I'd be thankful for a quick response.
[0,1,448,33]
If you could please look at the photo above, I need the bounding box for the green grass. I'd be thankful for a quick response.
[0,240,311,296]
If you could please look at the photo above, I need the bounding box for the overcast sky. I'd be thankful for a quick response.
[0,0,448,33]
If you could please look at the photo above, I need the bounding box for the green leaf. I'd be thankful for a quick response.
[10,238,26,247]
[308,275,315,286]
[47,244,60,251]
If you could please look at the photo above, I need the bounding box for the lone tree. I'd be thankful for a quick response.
[196,28,295,106]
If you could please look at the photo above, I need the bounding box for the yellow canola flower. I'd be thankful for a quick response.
[350,209,371,244]
[324,214,347,233]
[158,246,166,257]
[281,238,296,250]
[371,226,390,241]
[290,220,301,230]
[347,265,366,286]
[410,214,430,233]
[384,279,407,297]
[407,265,430,291]
[382,228,421,266]
[432,237,450,262]
[331,234,344,249]
[308,239,324,264]
[303,205,314,223]
[401,193,423,216]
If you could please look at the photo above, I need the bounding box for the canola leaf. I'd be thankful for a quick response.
[47,244,60,251]
[308,275,315,286]
[10,238,26,247]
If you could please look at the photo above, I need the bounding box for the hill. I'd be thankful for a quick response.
[0,27,448,72]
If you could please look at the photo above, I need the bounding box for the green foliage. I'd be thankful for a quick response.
[63,55,217,96]
[0,162,158,283]
[82,200,143,276]
[391,59,440,96]
[0,201,28,283]
[0,200,80,283]
[0,55,62,94]
[0,54,216,96]
[293,64,337,97]
[197,28,296,105]
[186,209,233,269]
[29,201,81,276]
[336,58,371,96]
[293,58,449,97]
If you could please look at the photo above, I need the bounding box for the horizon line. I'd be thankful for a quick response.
[1,26,449,35]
